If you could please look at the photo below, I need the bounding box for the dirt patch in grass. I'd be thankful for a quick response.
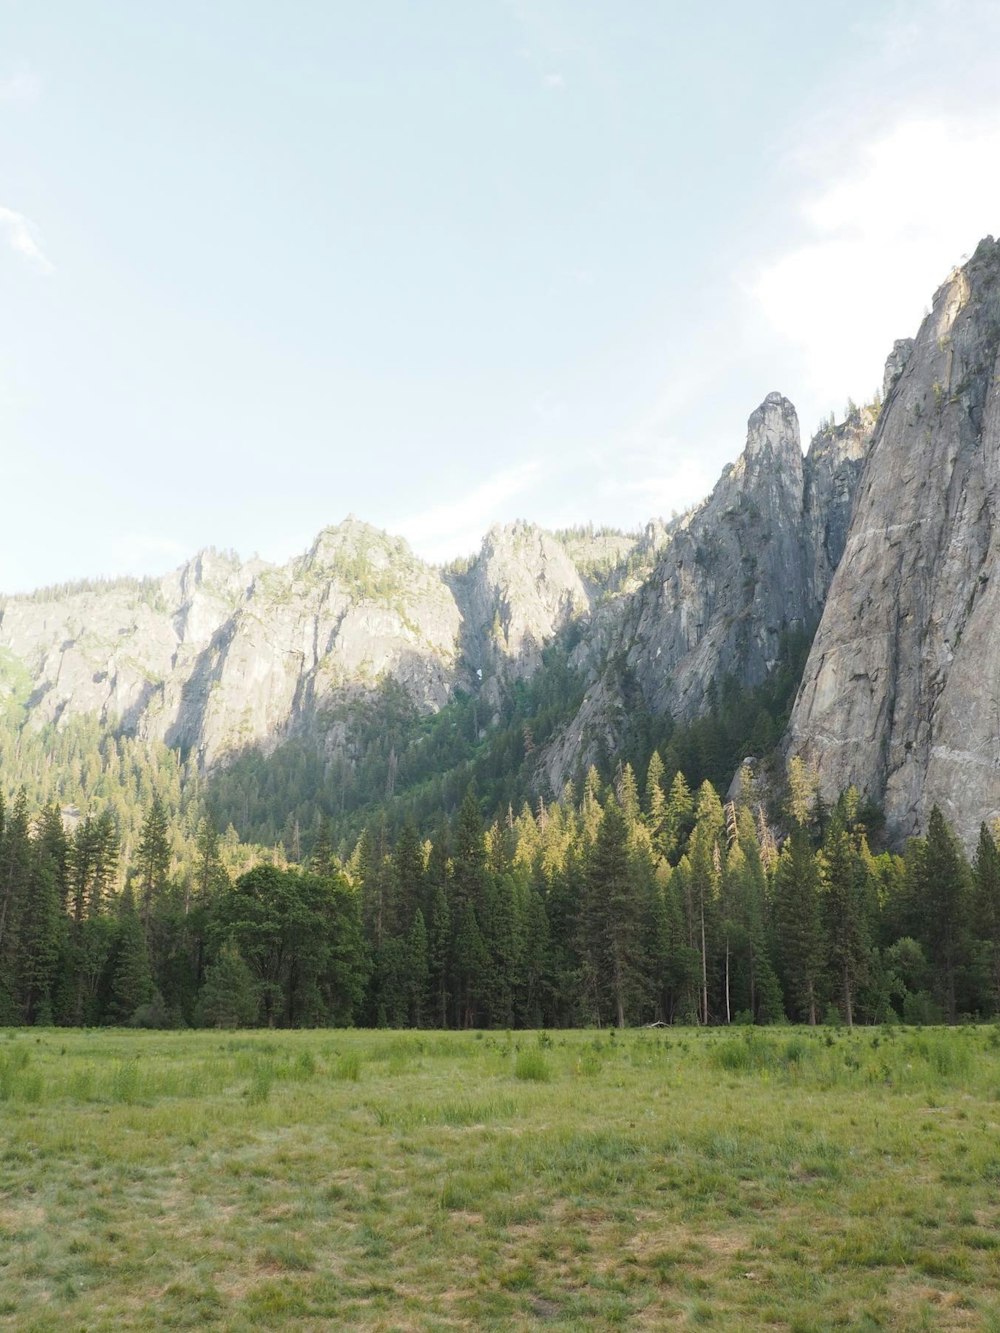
[0,1204,45,1230]
[628,1224,750,1258]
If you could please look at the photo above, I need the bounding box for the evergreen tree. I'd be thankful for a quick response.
[198,943,259,1027]
[820,812,870,1027]
[108,887,154,1023]
[615,762,641,826]
[643,750,666,833]
[452,901,487,1027]
[580,801,644,1027]
[0,790,30,1020]
[907,805,970,1022]
[310,816,335,878]
[406,909,430,1026]
[451,789,487,917]
[135,795,171,927]
[425,830,451,1026]
[194,814,229,905]
[973,822,1000,1014]
[687,783,724,1024]
[786,756,820,830]
[15,807,67,1023]
[392,820,425,932]
[773,827,824,1024]
[661,771,694,861]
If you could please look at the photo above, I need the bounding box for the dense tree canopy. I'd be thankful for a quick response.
[1,755,997,1030]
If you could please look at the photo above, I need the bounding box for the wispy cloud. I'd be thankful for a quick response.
[542,72,565,91]
[749,113,1000,419]
[396,461,543,562]
[0,205,54,274]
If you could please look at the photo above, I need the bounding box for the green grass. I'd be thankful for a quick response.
[1,1025,999,1330]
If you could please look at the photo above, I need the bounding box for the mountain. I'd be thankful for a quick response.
[538,394,876,791]
[0,385,871,818]
[0,517,639,772]
[13,242,1000,850]
[789,236,1000,848]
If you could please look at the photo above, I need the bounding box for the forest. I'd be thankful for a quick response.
[2,746,999,1031]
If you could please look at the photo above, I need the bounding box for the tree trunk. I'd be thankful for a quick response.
[700,897,708,1026]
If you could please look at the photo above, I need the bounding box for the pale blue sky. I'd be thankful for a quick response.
[3,1,1000,589]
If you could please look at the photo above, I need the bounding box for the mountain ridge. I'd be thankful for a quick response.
[5,241,1000,849]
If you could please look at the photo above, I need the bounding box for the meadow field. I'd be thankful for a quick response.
[1,1025,999,1331]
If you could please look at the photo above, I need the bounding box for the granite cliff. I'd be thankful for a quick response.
[789,237,1000,847]
[1,381,879,816]
[539,394,876,789]
[28,228,1000,847]
[0,518,641,772]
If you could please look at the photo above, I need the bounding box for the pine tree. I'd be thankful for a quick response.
[451,789,486,917]
[198,943,259,1028]
[310,816,335,878]
[786,756,820,830]
[452,901,487,1027]
[773,827,824,1023]
[108,887,154,1023]
[820,814,869,1027]
[973,822,1000,1014]
[687,783,724,1024]
[615,762,641,826]
[661,771,694,861]
[908,805,970,1022]
[643,751,666,834]
[580,801,644,1027]
[427,877,451,1028]
[15,807,67,1024]
[0,790,30,1020]
[406,909,430,1027]
[194,814,229,905]
[135,796,171,927]
[392,821,425,932]
[425,830,451,1026]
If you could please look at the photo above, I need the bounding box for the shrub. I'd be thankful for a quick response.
[514,1049,551,1082]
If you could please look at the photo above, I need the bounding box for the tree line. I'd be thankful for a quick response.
[2,752,999,1029]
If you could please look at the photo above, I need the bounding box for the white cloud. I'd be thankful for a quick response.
[750,114,1000,420]
[542,72,565,90]
[0,205,53,274]
[396,461,543,562]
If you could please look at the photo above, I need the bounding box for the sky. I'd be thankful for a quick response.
[2,0,1000,590]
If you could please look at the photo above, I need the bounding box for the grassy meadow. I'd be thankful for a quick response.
[1,1025,999,1330]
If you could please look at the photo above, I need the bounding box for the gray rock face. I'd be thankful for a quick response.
[457,521,591,679]
[804,404,878,601]
[789,237,1000,848]
[883,339,915,399]
[540,392,876,790]
[0,382,878,803]
[0,525,465,765]
[0,516,636,770]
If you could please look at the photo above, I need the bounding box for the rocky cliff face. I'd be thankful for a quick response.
[0,372,882,803]
[450,521,592,717]
[0,516,639,769]
[539,393,876,790]
[789,238,1000,848]
[804,404,877,603]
